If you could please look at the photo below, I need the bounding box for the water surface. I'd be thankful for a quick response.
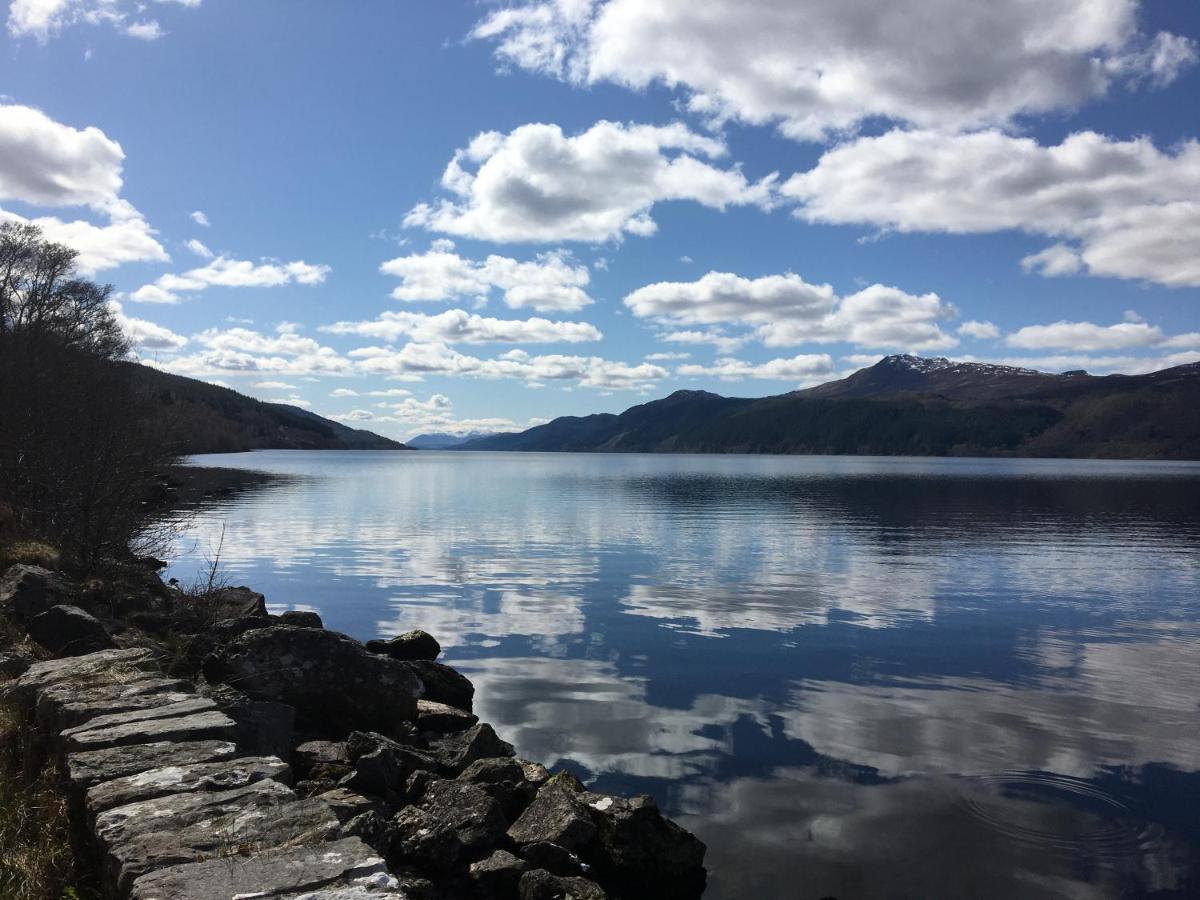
[168,451,1200,899]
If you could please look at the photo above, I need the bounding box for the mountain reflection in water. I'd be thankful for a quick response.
[169,451,1200,899]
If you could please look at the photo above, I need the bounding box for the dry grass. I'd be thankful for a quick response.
[0,541,61,572]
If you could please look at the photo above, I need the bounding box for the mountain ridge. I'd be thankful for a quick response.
[458,356,1200,460]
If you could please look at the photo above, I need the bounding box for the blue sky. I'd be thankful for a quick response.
[2,0,1199,439]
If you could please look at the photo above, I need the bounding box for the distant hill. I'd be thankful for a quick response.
[407,431,501,450]
[458,355,1200,460]
[123,362,406,454]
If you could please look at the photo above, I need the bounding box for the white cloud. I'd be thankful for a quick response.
[405,120,776,243]
[351,342,667,390]
[473,1,1194,139]
[1005,320,1200,352]
[958,320,1000,340]
[155,327,352,378]
[0,103,167,273]
[131,256,331,304]
[645,351,690,361]
[380,245,593,312]
[626,272,957,351]
[659,329,747,354]
[108,300,187,351]
[784,129,1200,288]
[321,309,601,345]
[251,380,296,390]
[678,354,836,384]
[184,238,213,258]
[8,0,199,40]
[190,210,210,227]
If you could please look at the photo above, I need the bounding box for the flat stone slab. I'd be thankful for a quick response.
[61,697,218,737]
[65,710,237,752]
[38,676,192,730]
[68,740,238,791]
[128,837,392,900]
[5,648,156,704]
[95,779,339,894]
[86,756,291,818]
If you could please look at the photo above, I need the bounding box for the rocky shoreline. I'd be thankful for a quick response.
[0,563,706,899]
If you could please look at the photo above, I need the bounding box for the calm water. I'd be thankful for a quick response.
[168,451,1200,899]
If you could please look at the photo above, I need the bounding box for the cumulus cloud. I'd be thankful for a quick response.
[472,0,1194,139]
[329,393,543,439]
[156,327,352,378]
[350,342,667,390]
[783,129,1200,287]
[678,353,836,384]
[958,320,1001,340]
[190,210,210,227]
[108,300,187,351]
[8,0,198,41]
[321,309,602,345]
[1005,320,1200,352]
[626,271,957,352]
[184,238,213,259]
[405,121,776,243]
[131,256,331,304]
[0,103,167,273]
[381,244,593,311]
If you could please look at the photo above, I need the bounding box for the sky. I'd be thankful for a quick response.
[1,0,1199,440]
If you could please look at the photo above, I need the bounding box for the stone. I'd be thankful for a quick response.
[64,709,237,752]
[295,739,350,777]
[5,647,156,705]
[470,849,528,898]
[38,676,193,731]
[127,837,389,900]
[582,791,707,899]
[67,740,238,791]
[203,626,421,736]
[317,787,389,824]
[94,779,338,894]
[0,648,35,679]
[0,564,73,622]
[386,805,463,872]
[418,778,508,854]
[519,869,609,900]
[207,615,271,641]
[457,757,539,820]
[197,585,268,619]
[344,809,391,853]
[60,697,217,737]
[202,683,296,759]
[344,731,440,801]
[280,609,324,628]
[405,659,473,711]
[27,604,115,656]
[508,779,597,852]
[415,699,477,734]
[365,629,441,662]
[427,722,515,775]
[520,842,588,878]
[86,756,291,817]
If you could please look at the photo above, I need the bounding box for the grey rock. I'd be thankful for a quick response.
[65,709,237,752]
[457,757,539,820]
[418,778,508,854]
[28,604,115,656]
[295,739,350,778]
[66,739,238,791]
[386,804,463,872]
[86,755,291,817]
[203,683,296,759]
[405,659,473,711]
[582,791,707,899]
[520,842,588,878]
[0,648,35,679]
[94,778,338,894]
[344,810,390,853]
[508,779,597,851]
[127,836,388,900]
[280,609,324,628]
[426,722,515,775]
[317,787,389,825]
[6,647,156,705]
[197,585,268,620]
[38,676,192,731]
[519,869,608,900]
[0,564,73,622]
[365,629,440,662]
[60,696,217,737]
[470,848,528,898]
[415,699,477,734]
[344,731,440,800]
[203,626,421,736]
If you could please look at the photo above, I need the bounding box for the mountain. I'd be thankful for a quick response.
[123,362,406,454]
[406,431,501,450]
[457,355,1200,460]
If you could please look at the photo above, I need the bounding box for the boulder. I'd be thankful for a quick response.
[280,609,324,628]
[0,648,35,679]
[406,659,474,711]
[85,755,291,817]
[64,709,238,753]
[457,757,540,820]
[582,792,707,899]
[519,869,608,900]
[418,778,508,854]
[6,648,156,706]
[66,740,238,792]
[0,564,73,622]
[469,849,528,898]
[317,787,390,825]
[366,629,441,662]
[198,585,267,619]
[295,739,351,778]
[201,683,295,759]
[343,731,441,801]
[27,604,115,656]
[508,776,597,852]
[387,805,463,872]
[416,699,477,734]
[37,675,192,732]
[426,723,514,774]
[520,842,589,878]
[202,626,421,736]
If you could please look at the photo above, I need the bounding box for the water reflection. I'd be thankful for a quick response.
[168,451,1200,898]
